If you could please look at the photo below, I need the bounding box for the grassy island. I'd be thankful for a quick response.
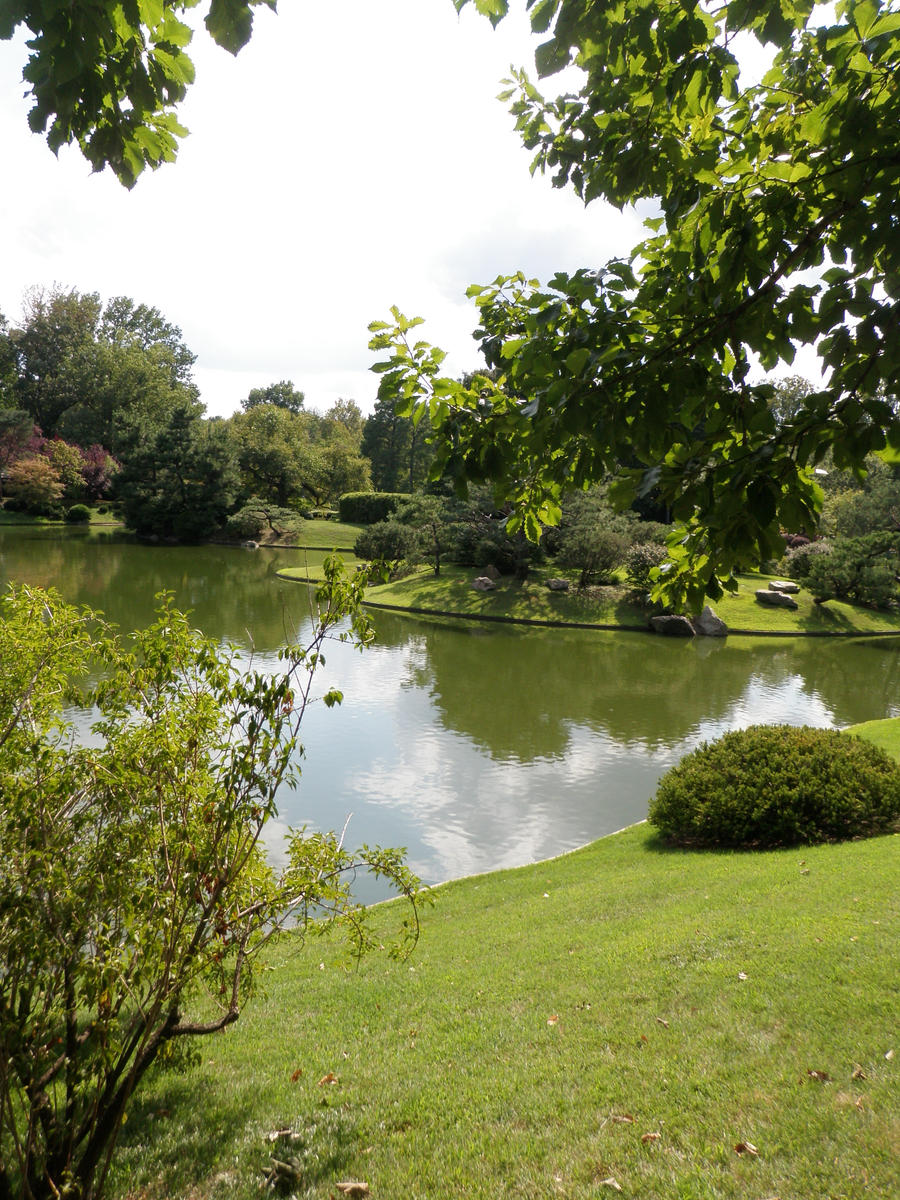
[277,542,900,638]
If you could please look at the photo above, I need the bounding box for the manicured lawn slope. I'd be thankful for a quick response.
[109,825,899,1200]
[848,717,900,758]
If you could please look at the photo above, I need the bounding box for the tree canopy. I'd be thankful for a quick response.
[370,0,900,609]
[0,0,273,186]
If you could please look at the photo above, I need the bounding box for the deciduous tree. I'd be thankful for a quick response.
[371,0,900,610]
[0,0,273,186]
[5,454,63,514]
[240,380,306,415]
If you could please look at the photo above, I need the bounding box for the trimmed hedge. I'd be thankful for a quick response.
[338,492,411,524]
[649,724,900,847]
[65,504,91,524]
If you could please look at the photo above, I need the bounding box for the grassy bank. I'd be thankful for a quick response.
[108,822,899,1200]
[280,560,900,637]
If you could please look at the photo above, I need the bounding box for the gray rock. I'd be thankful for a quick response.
[755,588,798,609]
[692,605,728,637]
[650,614,696,637]
[546,578,570,592]
[242,540,260,550]
[471,576,496,592]
[483,563,501,581]
[768,579,800,593]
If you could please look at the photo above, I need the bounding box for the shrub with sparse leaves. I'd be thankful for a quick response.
[0,570,422,1200]
[625,541,669,593]
[785,538,831,581]
[649,725,900,848]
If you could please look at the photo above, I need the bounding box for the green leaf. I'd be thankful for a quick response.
[205,0,256,54]
[565,347,591,373]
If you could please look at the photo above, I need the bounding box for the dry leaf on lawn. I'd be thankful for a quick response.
[290,1067,303,1083]
[610,1114,635,1124]
[547,1015,559,1026]
[318,1072,338,1086]
[656,1017,669,1028]
[807,1069,832,1082]
[600,1178,622,1191]
[641,1132,661,1144]
[733,1141,758,1156]
[335,1183,370,1198]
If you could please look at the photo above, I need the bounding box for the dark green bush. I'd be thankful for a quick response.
[556,526,627,587]
[803,533,899,608]
[65,504,91,524]
[338,492,410,523]
[353,520,419,562]
[649,725,900,847]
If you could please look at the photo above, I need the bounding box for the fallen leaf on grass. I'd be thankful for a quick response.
[318,1072,338,1086]
[290,1067,303,1083]
[599,1178,622,1191]
[851,1064,867,1080]
[265,1129,296,1143]
[656,1017,669,1028]
[737,972,748,981]
[885,1049,894,1061]
[547,1015,559,1026]
[641,1132,661,1144]
[610,1114,635,1124]
[733,1141,758,1156]
[807,1069,832,1082]
[335,1183,369,1198]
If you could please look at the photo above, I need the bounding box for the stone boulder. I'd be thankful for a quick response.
[483,563,501,581]
[546,578,570,592]
[692,605,728,637]
[650,614,696,637]
[755,588,798,609]
[242,540,260,550]
[768,579,799,593]
[471,576,496,592]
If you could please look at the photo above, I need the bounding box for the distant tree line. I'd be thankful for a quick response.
[0,287,429,538]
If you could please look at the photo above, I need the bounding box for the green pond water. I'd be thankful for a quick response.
[3,524,899,891]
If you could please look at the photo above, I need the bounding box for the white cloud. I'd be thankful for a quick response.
[0,1,636,417]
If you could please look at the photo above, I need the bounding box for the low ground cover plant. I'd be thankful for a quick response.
[649,724,900,847]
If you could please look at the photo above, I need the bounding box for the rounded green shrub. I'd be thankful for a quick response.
[649,724,900,847]
[65,504,91,524]
[353,520,418,562]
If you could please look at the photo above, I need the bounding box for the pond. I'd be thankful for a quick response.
[3,524,899,894]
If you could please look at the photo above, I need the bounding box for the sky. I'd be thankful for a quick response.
[0,0,649,419]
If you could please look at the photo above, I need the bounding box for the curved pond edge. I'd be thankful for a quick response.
[275,568,900,640]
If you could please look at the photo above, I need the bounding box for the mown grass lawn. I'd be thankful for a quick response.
[269,519,364,552]
[108,821,899,1200]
